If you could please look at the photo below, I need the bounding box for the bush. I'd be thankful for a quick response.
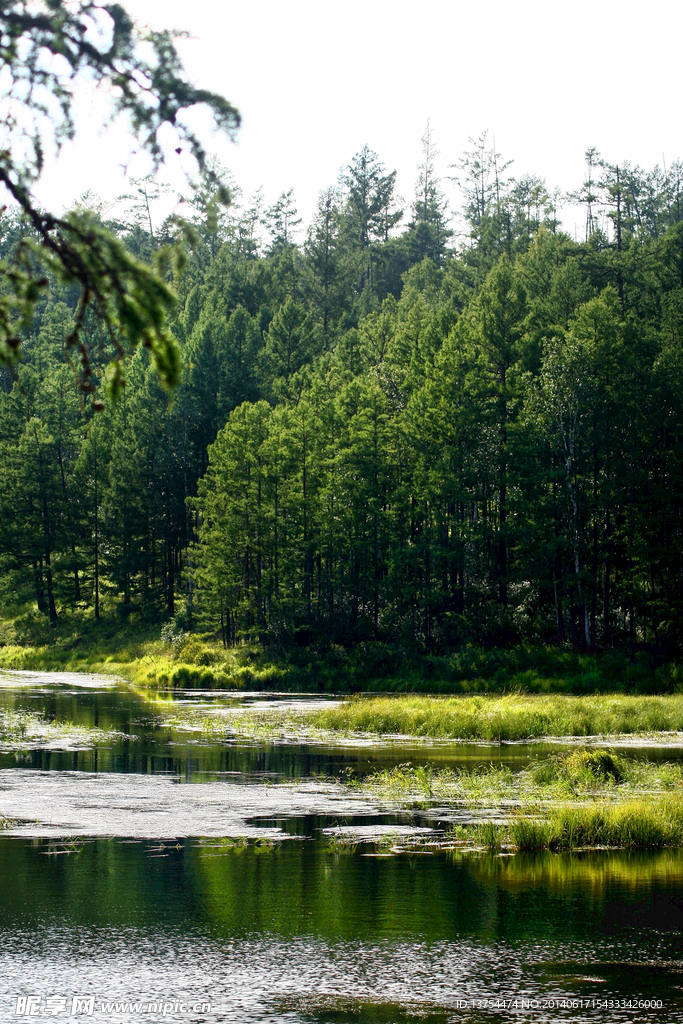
[175,639,220,666]
[160,622,189,654]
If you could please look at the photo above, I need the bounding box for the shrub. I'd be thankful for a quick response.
[160,622,189,654]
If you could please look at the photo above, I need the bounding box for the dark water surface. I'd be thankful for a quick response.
[0,673,682,1022]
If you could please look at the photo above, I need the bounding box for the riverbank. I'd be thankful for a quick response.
[0,613,681,695]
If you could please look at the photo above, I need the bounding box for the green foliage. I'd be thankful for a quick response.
[0,0,239,396]
[509,799,683,852]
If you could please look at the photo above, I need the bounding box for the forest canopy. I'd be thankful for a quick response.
[1,103,683,661]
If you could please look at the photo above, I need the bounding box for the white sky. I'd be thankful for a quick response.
[32,0,683,242]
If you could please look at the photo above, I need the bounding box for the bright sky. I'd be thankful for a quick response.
[34,0,683,242]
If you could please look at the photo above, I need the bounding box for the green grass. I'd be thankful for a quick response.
[511,798,683,851]
[0,613,251,690]
[337,795,683,855]
[312,693,683,740]
[157,695,683,749]
[444,797,683,853]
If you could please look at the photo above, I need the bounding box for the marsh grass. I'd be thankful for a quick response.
[473,820,506,851]
[509,798,683,851]
[313,693,683,740]
[353,751,683,806]
[162,693,683,751]
[439,797,683,853]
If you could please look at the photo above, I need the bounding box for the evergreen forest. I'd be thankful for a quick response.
[3,133,683,664]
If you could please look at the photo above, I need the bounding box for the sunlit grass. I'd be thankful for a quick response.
[312,693,683,740]
[440,796,683,853]
[158,695,683,750]
[511,798,683,851]
[1,610,681,696]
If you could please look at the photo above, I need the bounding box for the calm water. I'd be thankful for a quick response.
[0,672,682,1023]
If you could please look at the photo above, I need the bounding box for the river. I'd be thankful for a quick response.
[0,671,681,1023]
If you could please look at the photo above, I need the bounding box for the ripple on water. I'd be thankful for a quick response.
[0,767,385,838]
[0,927,680,1023]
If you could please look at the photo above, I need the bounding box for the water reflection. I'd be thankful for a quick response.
[0,838,682,1022]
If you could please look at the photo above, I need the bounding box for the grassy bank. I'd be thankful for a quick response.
[0,608,682,695]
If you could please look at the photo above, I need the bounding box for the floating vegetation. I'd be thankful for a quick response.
[39,838,86,856]
[159,705,335,745]
[195,836,277,856]
[0,709,129,748]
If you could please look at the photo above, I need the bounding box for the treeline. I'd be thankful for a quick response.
[1,134,683,657]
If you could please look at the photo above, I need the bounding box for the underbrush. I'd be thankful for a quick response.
[0,610,680,697]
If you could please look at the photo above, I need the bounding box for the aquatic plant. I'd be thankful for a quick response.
[0,709,128,747]
[474,820,506,851]
[351,751,683,807]
[441,797,683,854]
